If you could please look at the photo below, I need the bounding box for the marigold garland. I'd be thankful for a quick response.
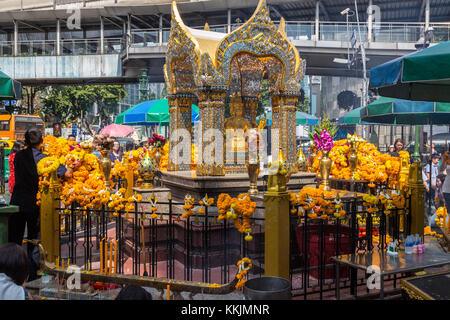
[182,194,195,219]
[288,187,345,221]
[198,194,214,215]
[235,257,252,289]
[217,193,232,221]
[229,194,256,241]
[309,135,406,188]
[37,135,144,212]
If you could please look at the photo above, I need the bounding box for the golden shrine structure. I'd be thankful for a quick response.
[164,0,305,176]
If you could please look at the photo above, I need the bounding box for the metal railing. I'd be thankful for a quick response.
[58,197,264,285]
[57,186,411,299]
[289,192,411,299]
[0,38,124,57]
[128,21,450,47]
[1,21,450,57]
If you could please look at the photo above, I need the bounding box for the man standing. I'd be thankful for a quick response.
[8,128,72,280]
[425,153,440,207]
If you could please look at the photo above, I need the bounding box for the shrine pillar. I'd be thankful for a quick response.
[271,94,298,169]
[408,161,425,236]
[196,88,226,176]
[167,94,195,171]
[264,155,290,280]
[40,169,60,263]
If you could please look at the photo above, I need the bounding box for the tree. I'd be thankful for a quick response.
[22,85,46,114]
[93,85,127,129]
[297,95,310,113]
[41,84,127,134]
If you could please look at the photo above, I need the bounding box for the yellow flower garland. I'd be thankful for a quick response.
[37,156,60,177]
[182,194,195,219]
[235,257,252,289]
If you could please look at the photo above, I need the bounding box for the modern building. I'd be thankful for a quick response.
[0,0,448,145]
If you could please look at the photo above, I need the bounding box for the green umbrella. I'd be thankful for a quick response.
[116,99,199,125]
[338,106,367,124]
[370,41,450,102]
[0,71,21,100]
[360,96,450,125]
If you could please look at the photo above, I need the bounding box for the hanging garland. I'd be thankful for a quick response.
[235,257,253,289]
[217,193,232,221]
[198,194,214,214]
[182,194,195,219]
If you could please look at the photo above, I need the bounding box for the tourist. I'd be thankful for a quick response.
[8,141,24,195]
[115,285,153,300]
[0,243,31,300]
[9,128,73,281]
[389,138,404,157]
[109,140,123,163]
[125,140,135,152]
[423,166,430,203]
[435,173,446,208]
[388,145,395,155]
[425,153,440,202]
[440,147,450,209]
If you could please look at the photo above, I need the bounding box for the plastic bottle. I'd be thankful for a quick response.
[418,234,425,254]
[405,236,413,254]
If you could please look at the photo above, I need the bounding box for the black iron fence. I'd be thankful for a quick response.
[57,198,265,286]
[56,191,410,299]
[289,193,411,299]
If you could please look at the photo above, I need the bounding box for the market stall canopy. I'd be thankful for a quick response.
[115,99,199,125]
[360,96,450,125]
[0,71,22,100]
[369,41,450,102]
[99,124,134,137]
[257,111,319,126]
[338,106,368,124]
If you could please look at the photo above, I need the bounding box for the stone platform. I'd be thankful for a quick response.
[160,170,317,202]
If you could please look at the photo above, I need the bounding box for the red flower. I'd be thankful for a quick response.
[149,139,154,144]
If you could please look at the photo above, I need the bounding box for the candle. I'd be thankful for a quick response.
[105,240,109,275]
[67,258,70,267]
[100,239,104,274]
[62,259,64,270]
[167,285,170,300]
[87,259,90,272]
[114,240,118,276]
[56,256,59,269]
[109,239,113,276]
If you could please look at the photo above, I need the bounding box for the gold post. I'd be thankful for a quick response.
[40,169,60,264]
[124,157,134,198]
[408,161,425,236]
[263,157,290,280]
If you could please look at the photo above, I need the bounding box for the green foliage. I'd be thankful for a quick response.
[306,113,338,142]
[21,85,46,114]
[41,84,127,130]
[297,95,310,113]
